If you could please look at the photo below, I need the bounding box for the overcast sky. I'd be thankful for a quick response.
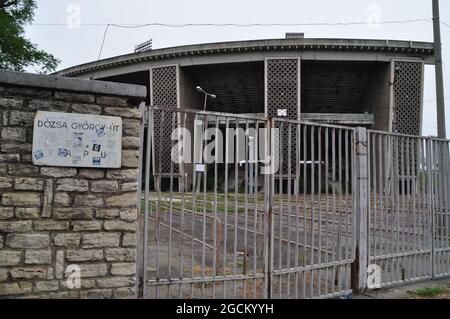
[24,0,450,137]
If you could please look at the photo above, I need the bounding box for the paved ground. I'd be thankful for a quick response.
[142,192,450,299]
[354,277,450,299]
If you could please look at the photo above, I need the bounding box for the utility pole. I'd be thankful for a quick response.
[433,0,448,234]
[433,0,447,138]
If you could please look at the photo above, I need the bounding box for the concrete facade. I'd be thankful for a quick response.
[0,70,146,298]
[55,35,434,182]
[55,36,433,130]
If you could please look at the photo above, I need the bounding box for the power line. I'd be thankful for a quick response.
[79,18,434,60]
[91,24,112,78]
[424,97,450,103]
[422,122,450,135]
[97,24,110,61]
[30,18,434,28]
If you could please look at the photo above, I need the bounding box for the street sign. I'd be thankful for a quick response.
[32,111,122,168]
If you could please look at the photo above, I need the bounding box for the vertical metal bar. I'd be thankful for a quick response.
[190,115,198,298]
[437,141,444,276]
[418,139,425,278]
[384,134,394,284]
[201,115,207,297]
[353,127,368,293]
[317,127,323,295]
[370,133,376,269]
[378,134,386,282]
[287,123,292,298]
[404,137,410,280]
[253,120,259,299]
[136,103,146,298]
[212,116,219,298]
[223,117,229,299]
[278,122,284,299]
[441,140,447,277]
[156,110,165,298]
[142,106,152,299]
[302,124,307,298]
[444,141,450,276]
[233,117,239,297]
[243,119,249,298]
[167,112,175,298]
[324,127,329,296]
[405,137,411,279]
[435,141,443,276]
[351,129,357,286]
[416,138,425,277]
[344,129,350,291]
[438,140,444,276]
[310,125,315,297]
[411,137,418,279]
[263,117,274,299]
[400,136,406,282]
[294,123,301,299]
[331,128,336,294]
[426,139,435,278]
[337,128,343,293]
[179,112,187,299]
[269,118,274,300]
[394,135,400,284]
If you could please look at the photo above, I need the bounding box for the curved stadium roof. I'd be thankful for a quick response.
[55,37,435,77]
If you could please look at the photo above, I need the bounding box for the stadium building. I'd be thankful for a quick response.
[56,34,434,189]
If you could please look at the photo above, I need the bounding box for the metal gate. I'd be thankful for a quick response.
[269,119,356,298]
[138,106,357,299]
[367,130,450,287]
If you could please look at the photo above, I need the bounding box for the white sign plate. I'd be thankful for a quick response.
[277,109,287,117]
[195,164,205,172]
[32,111,122,168]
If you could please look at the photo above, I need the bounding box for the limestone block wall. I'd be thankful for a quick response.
[0,70,146,299]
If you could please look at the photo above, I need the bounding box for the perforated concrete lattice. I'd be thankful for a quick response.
[392,61,423,178]
[392,61,423,136]
[151,66,180,175]
[266,58,300,120]
[266,58,300,175]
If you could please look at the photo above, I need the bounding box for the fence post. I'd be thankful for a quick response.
[263,117,274,299]
[136,103,147,298]
[142,106,153,299]
[352,127,369,294]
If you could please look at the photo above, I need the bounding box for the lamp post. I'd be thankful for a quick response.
[194,86,216,192]
[196,86,217,111]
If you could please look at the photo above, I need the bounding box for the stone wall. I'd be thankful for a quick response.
[0,70,146,299]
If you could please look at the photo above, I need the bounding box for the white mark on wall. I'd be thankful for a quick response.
[366,3,382,29]
[66,4,82,29]
[65,264,81,289]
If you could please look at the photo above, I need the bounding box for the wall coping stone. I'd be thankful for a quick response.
[0,70,147,99]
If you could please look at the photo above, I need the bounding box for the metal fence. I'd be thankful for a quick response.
[138,106,450,299]
[367,130,450,287]
[269,119,355,299]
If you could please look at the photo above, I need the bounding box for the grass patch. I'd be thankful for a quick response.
[414,287,447,297]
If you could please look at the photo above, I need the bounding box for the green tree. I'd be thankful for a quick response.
[0,0,59,73]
